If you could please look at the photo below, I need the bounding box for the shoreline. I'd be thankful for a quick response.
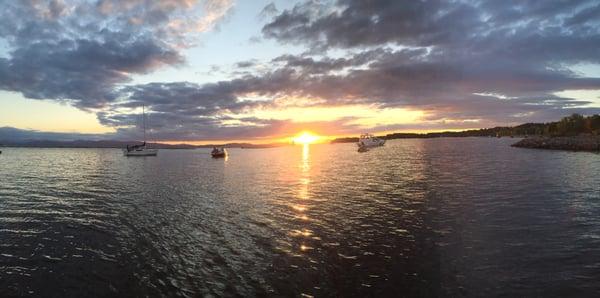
[511,136,600,152]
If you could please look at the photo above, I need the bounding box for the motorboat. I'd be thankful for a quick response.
[357,133,385,149]
[124,105,158,157]
[211,147,227,158]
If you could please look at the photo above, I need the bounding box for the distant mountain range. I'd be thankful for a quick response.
[0,126,288,149]
[0,139,287,149]
[0,139,189,149]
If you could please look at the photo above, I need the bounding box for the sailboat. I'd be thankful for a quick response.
[123,105,158,156]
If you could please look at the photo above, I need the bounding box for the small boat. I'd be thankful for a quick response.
[211,147,227,158]
[357,133,385,149]
[124,105,158,157]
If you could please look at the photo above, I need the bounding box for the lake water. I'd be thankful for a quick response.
[1,138,599,297]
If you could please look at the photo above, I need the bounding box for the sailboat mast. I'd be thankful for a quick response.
[143,104,146,143]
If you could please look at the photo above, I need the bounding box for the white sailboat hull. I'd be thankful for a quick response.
[123,148,158,156]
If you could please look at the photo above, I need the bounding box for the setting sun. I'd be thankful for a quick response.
[293,131,320,144]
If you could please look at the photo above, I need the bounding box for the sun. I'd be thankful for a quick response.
[293,131,320,144]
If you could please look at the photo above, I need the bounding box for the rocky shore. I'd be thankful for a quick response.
[511,136,600,151]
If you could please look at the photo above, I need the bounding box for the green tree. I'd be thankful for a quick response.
[588,114,600,134]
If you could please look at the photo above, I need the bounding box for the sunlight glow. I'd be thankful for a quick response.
[293,131,320,144]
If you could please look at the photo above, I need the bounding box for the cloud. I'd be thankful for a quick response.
[90,55,599,141]
[95,70,297,140]
[185,0,234,32]
[256,0,600,123]
[1,34,182,109]
[262,0,599,54]
[258,2,279,20]
[235,59,258,68]
[0,0,232,109]
[262,0,479,49]
[94,41,600,141]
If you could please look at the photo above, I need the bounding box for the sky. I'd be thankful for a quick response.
[1,0,600,144]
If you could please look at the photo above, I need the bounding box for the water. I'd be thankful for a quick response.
[1,138,599,297]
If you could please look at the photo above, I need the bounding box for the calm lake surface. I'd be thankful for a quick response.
[1,138,599,297]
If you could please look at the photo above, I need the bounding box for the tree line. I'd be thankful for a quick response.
[491,114,600,137]
[331,114,600,143]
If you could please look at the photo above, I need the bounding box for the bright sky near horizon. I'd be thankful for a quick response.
[1,0,600,143]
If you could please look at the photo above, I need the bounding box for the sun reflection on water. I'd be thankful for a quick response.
[301,143,310,172]
[298,143,311,201]
[292,205,307,212]
[296,143,314,254]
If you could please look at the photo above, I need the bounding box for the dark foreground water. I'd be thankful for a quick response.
[1,138,599,297]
